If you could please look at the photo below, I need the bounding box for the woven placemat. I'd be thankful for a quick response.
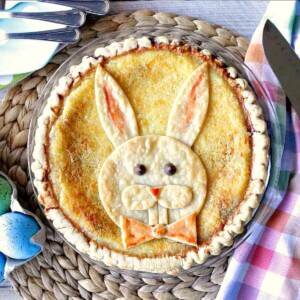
[0,10,249,300]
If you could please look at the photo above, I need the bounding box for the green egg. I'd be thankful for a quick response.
[0,176,12,216]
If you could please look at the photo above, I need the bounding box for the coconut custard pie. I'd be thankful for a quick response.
[32,36,269,273]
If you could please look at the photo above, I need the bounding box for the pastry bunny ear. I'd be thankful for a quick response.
[95,65,139,147]
[166,62,209,147]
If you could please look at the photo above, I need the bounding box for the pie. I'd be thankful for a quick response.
[32,36,269,273]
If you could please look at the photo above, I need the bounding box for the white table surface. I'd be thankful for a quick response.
[0,1,269,299]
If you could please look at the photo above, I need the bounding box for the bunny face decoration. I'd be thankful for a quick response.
[95,63,209,248]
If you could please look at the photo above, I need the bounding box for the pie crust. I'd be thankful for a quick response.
[32,36,269,273]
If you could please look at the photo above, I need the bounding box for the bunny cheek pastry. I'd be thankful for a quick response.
[95,63,208,249]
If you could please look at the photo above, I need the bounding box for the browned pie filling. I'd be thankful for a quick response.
[45,46,252,258]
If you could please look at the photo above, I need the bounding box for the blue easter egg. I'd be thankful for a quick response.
[0,252,6,283]
[0,176,12,216]
[0,212,41,260]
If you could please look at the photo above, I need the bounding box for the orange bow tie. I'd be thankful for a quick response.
[120,213,197,249]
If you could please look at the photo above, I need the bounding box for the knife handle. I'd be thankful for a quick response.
[39,0,110,16]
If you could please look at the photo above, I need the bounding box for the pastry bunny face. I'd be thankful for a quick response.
[99,135,206,226]
[95,62,209,247]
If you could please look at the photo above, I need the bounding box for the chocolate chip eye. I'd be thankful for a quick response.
[134,164,146,176]
[164,163,176,176]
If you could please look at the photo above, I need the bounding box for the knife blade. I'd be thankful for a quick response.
[263,19,300,116]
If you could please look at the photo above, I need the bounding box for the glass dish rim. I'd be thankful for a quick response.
[28,25,279,276]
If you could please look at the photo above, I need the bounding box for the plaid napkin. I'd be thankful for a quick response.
[218,1,300,299]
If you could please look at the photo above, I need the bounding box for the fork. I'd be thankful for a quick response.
[0,9,86,27]
[0,28,80,43]
[39,0,110,15]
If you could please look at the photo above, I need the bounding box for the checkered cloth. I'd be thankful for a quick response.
[218,1,300,299]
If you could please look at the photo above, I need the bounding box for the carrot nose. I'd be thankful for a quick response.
[149,187,161,198]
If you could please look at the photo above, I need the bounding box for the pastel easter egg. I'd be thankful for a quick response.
[0,252,6,283]
[0,212,41,260]
[0,176,12,216]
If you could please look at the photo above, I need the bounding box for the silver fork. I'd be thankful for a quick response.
[0,9,86,27]
[0,28,80,43]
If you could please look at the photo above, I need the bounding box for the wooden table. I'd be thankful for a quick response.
[0,1,269,299]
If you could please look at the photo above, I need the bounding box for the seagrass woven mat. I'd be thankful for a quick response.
[0,10,249,300]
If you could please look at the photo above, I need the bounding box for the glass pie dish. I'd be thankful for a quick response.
[28,25,281,276]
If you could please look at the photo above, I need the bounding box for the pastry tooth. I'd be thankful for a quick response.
[158,205,168,225]
[148,205,159,225]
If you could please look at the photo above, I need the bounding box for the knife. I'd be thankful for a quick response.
[263,19,300,116]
